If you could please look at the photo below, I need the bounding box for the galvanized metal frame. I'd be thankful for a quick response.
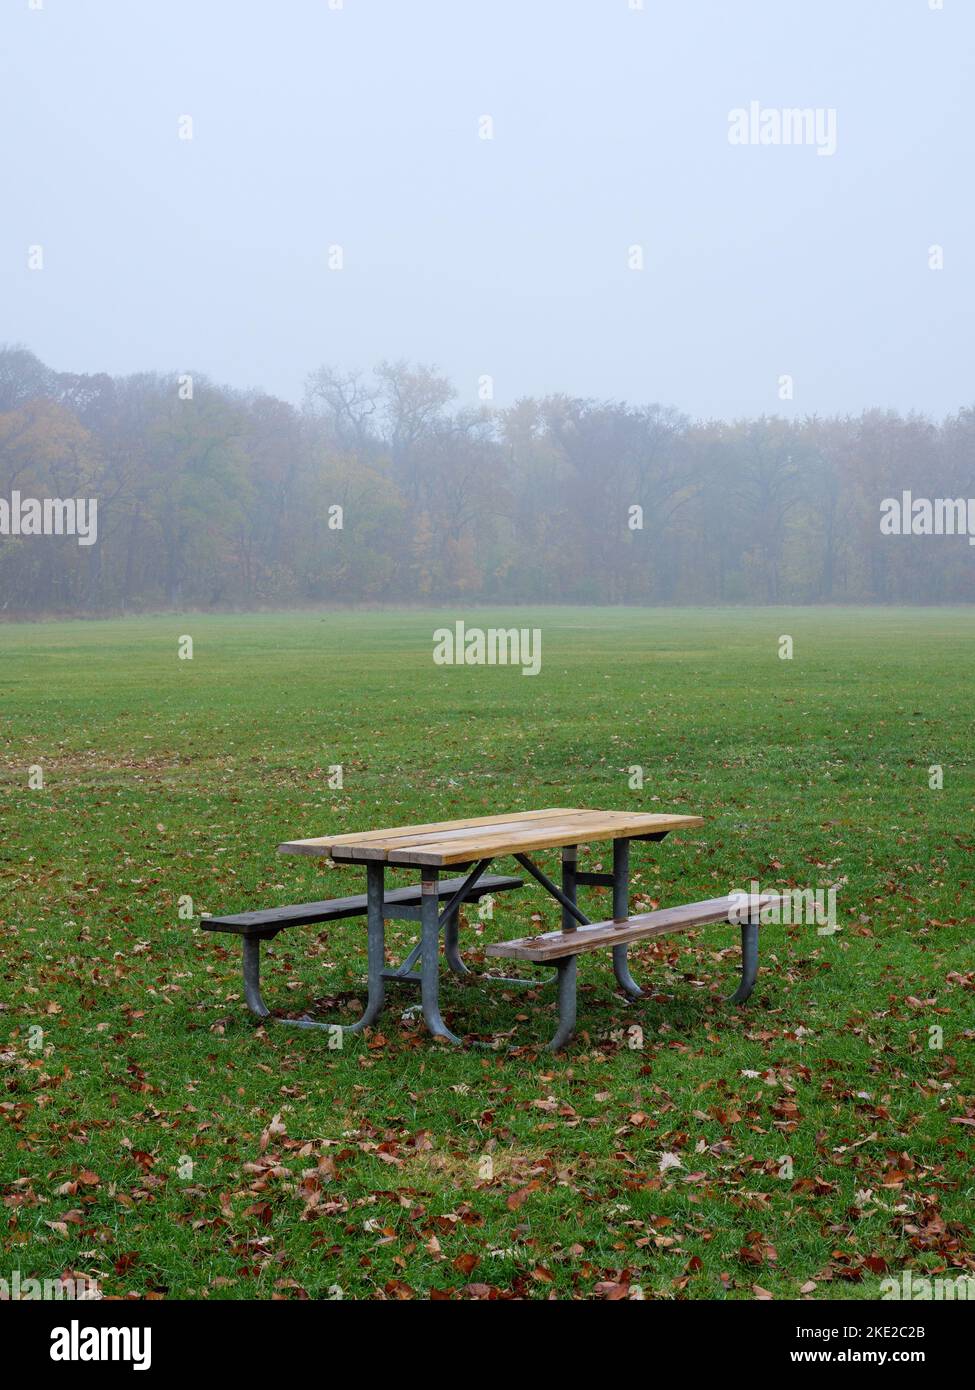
[239,855,544,1038]
[542,836,762,1050]
[544,832,640,1048]
[239,828,760,1048]
[240,860,387,1033]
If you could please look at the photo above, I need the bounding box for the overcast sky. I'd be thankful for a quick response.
[3,0,973,420]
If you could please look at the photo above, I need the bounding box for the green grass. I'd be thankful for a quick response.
[1,607,973,1301]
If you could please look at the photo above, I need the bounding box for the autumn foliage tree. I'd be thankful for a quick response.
[1,344,973,614]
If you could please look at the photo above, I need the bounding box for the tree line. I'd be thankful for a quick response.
[1,344,973,614]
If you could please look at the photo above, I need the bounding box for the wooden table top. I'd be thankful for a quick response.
[278,807,704,867]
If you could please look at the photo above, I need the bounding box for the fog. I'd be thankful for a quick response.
[4,0,973,418]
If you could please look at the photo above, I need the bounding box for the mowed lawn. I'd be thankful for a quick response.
[1,607,973,1301]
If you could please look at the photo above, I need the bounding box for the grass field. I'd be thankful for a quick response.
[1,607,973,1301]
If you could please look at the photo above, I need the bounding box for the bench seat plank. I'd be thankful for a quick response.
[203,872,523,937]
[484,893,780,962]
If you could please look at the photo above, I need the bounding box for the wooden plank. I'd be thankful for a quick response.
[484,894,780,961]
[371,809,649,850]
[278,807,578,858]
[331,815,593,862]
[202,873,525,936]
[323,807,577,846]
[383,813,704,866]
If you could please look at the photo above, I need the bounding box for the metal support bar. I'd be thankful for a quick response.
[352,861,388,1030]
[513,853,592,928]
[436,858,493,932]
[575,871,615,888]
[561,846,578,933]
[420,868,460,1043]
[728,916,759,1003]
[381,929,425,982]
[385,859,494,982]
[609,837,641,995]
[612,944,643,999]
[443,907,471,977]
[381,904,422,922]
[612,838,630,924]
[547,957,577,1050]
[242,937,271,1020]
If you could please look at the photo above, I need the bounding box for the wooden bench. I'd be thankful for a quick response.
[485,892,782,1049]
[203,873,524,1028]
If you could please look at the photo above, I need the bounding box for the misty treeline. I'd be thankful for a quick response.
[2,344,974,614]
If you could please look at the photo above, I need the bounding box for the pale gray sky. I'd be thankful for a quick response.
[3,0,973,419]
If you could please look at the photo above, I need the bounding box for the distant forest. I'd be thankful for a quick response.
[2,345,974,614]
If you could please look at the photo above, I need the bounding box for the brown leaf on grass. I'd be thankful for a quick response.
[594,1280,629,1300]
[506,1181,540,1211]
[790,1176,837,1196]
[739,1232,777,1266]
[384,1279,415,1300]
[452,1253,479,1276]
[259,1112,286,1153]
[243,1202,273,1225]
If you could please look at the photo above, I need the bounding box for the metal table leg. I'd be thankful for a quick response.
[561,845,578,933]
[443,906,471,977]
[242,936,272,1020]
[239,861,387,1033]
[611,837,643,999]
[728,914,759,1003]
[548,956,577,1050]
[420,867,460,1043]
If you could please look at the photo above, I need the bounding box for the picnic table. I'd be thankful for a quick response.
[204,807,775,1047]
[216,806,771,1048]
